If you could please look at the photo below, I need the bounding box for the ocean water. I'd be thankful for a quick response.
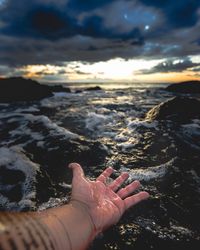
[0,83,200,249]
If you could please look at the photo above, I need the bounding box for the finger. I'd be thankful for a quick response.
[124,191,149,210]
[108,172,129,191]
[68,162,85,181]
[117,180,140,199]
[96,167,114,183]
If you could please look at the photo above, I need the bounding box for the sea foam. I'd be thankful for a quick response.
[0,146,39,211]
[120,158,175,182]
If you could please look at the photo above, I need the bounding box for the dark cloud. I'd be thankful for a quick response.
[138,58,200,74]
[29,7,72,38]
[87,45,99,51]
[68,0,114,11]
[0,0,144,41]
[139,0,200,28]
[81,15,144,42]
[0,0,200,71]
[1,3,78,39]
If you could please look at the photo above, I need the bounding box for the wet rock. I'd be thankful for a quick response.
[165,80,200,94]
[75,89,83,93]
[0,77,53,102]
[0,166,25,184]
[0,167,26,202]
[85,86,102,91]
[0,77,71,103]
[0,184,23,202]
[146,97,200,122]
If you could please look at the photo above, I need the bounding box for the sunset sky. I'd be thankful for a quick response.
[0,0,200,83]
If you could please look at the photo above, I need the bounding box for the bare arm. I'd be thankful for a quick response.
[0,163,149,250]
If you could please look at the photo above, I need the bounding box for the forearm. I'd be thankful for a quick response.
[42,201,97,250]
[0,211,57,250]
[0,203,96,250]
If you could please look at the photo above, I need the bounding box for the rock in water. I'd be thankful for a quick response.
[0,77,53,102]
[146,97,200,122]
[85,86,102,91]
[165,80,200,94]
[0,77,71,103]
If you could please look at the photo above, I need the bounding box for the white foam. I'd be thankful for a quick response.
[117,137,140,152]
[30,115,79,140]
[40,96,66,108]
[187,169,200,193]
[170,225,193,236]
[113,118,159,152]
[53,92,71,97]
[0,146,39,210]
[121,158,175,182]
[115,130,141,152]
[40,92,75,108]
[0,103,9,107]
[14,107,39,113]
[128,119,158,130]
[180,120,200,149]
[36,141,45,147]
[115,134,129,142]
[85,112,113,131]
[181,122,200,136]
[38,197,69,211]
[6,114,79,147]
[10,128,44,141]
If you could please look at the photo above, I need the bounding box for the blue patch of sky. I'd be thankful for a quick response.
[0,0,5,5]
[123,8,156,28]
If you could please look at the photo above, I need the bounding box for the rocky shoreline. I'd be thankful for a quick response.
[0,78,200,249]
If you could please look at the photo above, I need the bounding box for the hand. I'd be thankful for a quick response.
[69,163,149,235]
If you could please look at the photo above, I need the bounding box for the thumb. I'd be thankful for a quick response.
[68,162,85,182]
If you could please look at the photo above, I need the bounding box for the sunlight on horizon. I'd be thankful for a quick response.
[18,56,200,83]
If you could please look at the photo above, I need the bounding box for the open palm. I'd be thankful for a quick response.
[69,163,149,234]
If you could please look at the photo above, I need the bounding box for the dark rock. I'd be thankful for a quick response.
[146,97,200,122]
[0,184,23,202]
[75,89,83,93]
[0,77,53,102]
[85,86,102,91]
[0,167,25,184]
[0,167,26,202]
[165,80,200,94]
[50,85,71,93]
[0,77,72,103]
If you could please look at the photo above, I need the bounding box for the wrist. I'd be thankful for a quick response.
[69,199,98,237]
[36,210,72,250]
[47,202,97,250]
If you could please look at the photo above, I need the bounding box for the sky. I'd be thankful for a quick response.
[0,0,200,83]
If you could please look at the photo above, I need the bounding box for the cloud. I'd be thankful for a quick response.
[1,3,78,40]
[68,0,114,11]
[0,0,200,71]
[191,66,200,72]
[139,0,200,28]
[137,57,200,74]
[0,65,12,76]
[0,0,144,41]
[74,70,91,75]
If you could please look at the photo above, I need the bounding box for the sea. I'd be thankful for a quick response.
[0,82,200,249]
